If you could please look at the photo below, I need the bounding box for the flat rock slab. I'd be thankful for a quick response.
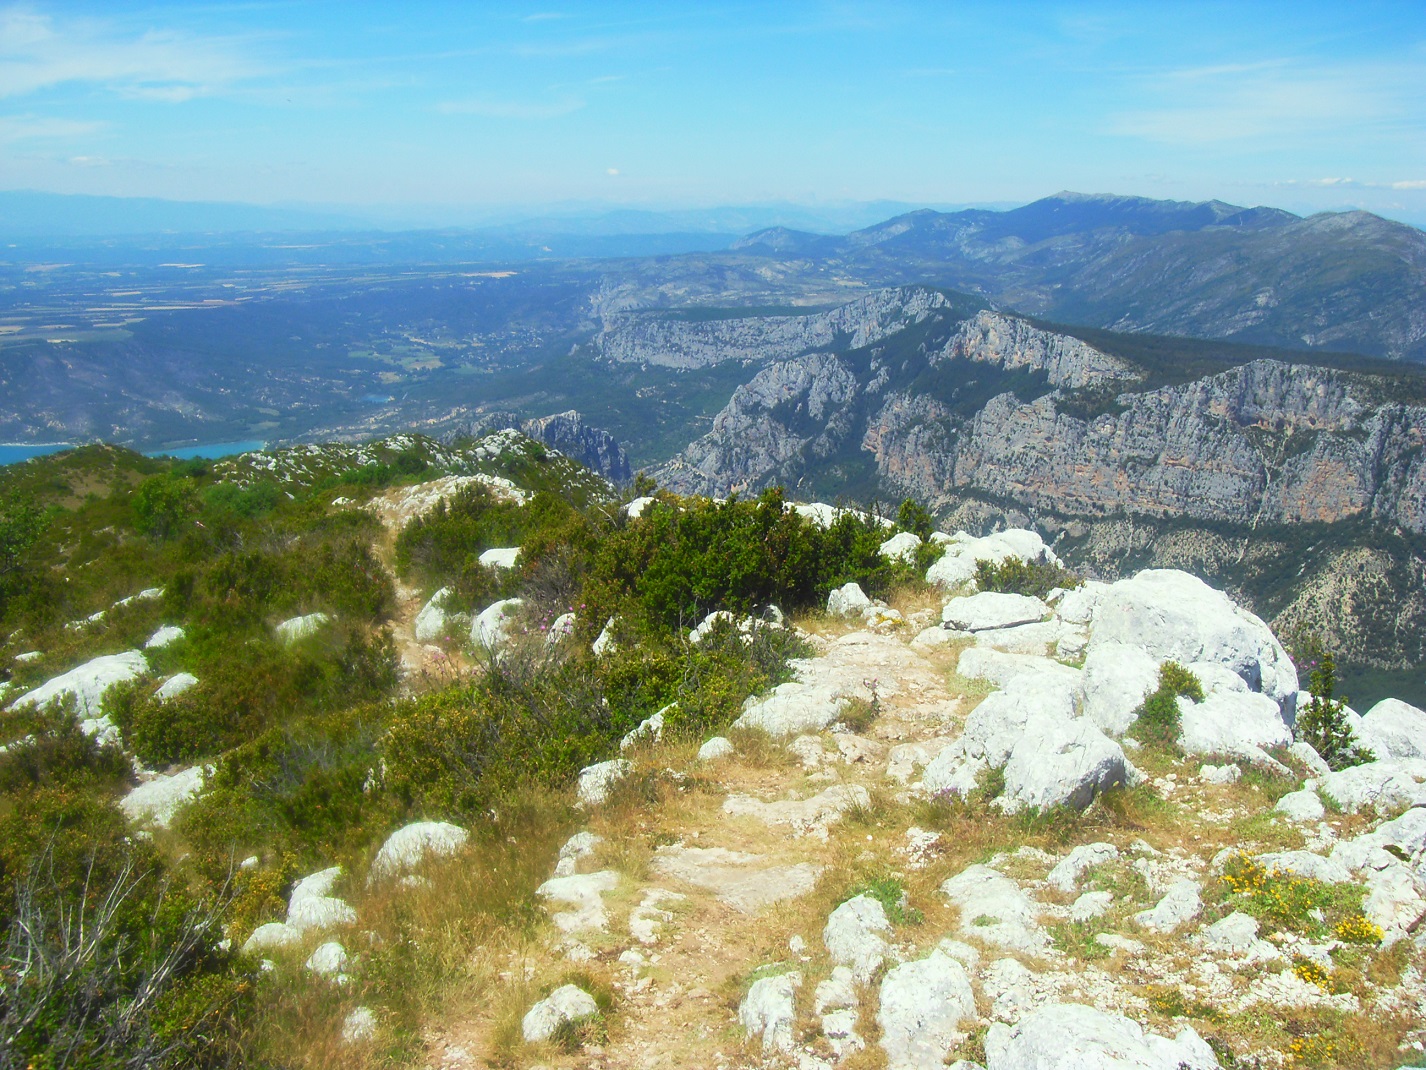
[652,845,821,913]
[942,592,1047,632]
[722,784,870,835]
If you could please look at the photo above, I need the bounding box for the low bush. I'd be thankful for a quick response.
[972,556,1081,599]
[1219,852,1368,937]
[1130,661,1204,750]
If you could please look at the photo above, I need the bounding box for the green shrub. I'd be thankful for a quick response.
[1129,661,1203,750]
[1295,651,1373,771]
[895,498,934,540]
[843,873,922,925]
[973,556,1081,599]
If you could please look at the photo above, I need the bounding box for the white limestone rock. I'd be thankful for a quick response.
[624,495,656,519]
[369,821,469,881]
[470,597,524,650]
[688,610,734,644]
[941,864,1048,953]
[522,984,599,1043]
[1088,568,1298,705]
[576,759,632,807]
[7,650,149,716]
[591,617,617,657]
[734,681,847,737]
[341,1007,377,1044]
[1054,581,1109,625]
[998,714,1134,814]
[1080,643,1160,736]
[1316,758,1426,812]
[242,922,300,955]
[1275,789,1326,822]
[1132,878,1202,933]
[697,736,734,761]
[620,705,669,751]
[1196,912,1280,961]
[305,940,350,977]
[536,871,619,933]
[955,645,1080,689]
[828,582,872,617]
[1256,850,1350,885]
[877,951,977,1070]
[414,587,454,643]
[926,529,1060,590]
[1199,763,1242,785]
[942,591,1047,632]
[1070,891,1114,921]
[144,625,185,649]
[1047,842,1119,893]
[974,620,1065,655]
[1361,698,1426,759]
[1177,689,1292,767]
[119,765,205,829]
[553,831,602,877]
[275,612,330,645]
[910,625,961,649]
[739,971,801,1052]
[287,866,357,932]
[1288,741,1332,777]
[823,894,891,983]
[879,531,923,564]
[154,672,198,702]
[478,546,520,570]
[983,1003,1219,1070]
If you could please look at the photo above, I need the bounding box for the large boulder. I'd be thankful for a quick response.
[1088,569,1297,706]
[1361,698,1426,760]
[1080,643,1159,736]
[926,529,1059,590]
[739,971,801,1052]
[734,681,848,737]
[984,1003,1220,1069]
[478,546,520,570]
[369,821,469,881]
[998,714,1134,814]
[879,531,923,564]
[7,651,149,716]
[942,591,1047,632]
[119,765,205,829]
[1177,690,1292,766]
[576,759,632,806]
[470,598,524,650]
[154,672,198,701]
[522,984,599,1043]
[877,950,976,1070]
[1316,758,1426,812]
[276,612,330,645]
[823,894,891,983]
[827,582,872,617]
[414,587,455,643]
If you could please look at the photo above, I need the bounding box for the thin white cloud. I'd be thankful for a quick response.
[0,114,104,142]
[0,5,264,101]
[1107,56,1419,144]
[436,96,585,119]
[1273,177,1426,191]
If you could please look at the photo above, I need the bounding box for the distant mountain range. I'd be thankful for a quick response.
[731,192,1426,361]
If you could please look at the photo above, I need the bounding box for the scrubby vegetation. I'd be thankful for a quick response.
[972,555,1081,599]
[1129,661,1204,750]
[0,437,944,1066]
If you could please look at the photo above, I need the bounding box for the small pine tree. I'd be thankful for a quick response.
[895,498,934,541]
[1295,652,1373,771]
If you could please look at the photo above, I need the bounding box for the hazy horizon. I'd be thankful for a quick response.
[2,1,1423,228]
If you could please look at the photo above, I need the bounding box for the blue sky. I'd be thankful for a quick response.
[1,1,1423,224]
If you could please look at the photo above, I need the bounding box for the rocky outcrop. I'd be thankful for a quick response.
[456,409,632,484]
[595,287,952,369]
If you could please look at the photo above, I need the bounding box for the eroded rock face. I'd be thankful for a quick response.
[739,971,801,1052]
[823,894,891,983]
[1089,570,1298,706]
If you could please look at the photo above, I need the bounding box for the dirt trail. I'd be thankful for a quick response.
[424,622,970,1070]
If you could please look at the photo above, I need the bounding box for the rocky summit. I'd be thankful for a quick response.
[6,425,1426,1069]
